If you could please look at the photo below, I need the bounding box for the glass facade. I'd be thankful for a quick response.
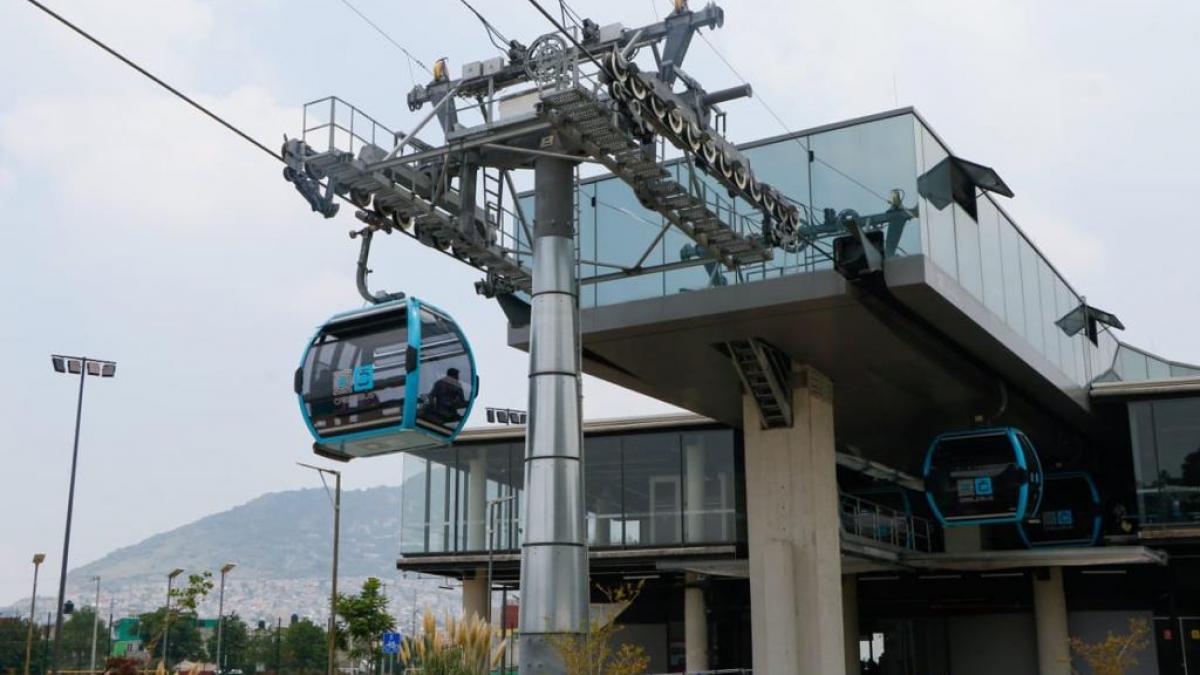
[1129,397,1200,524]
[519,109,1165,392]
[398,427,741,554]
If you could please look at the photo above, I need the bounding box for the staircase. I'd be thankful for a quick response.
[541,87,772,270]
[726,338,792,429]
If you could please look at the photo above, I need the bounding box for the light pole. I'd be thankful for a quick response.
[485,495,516,624]
[215,563,236,675]
[24,553,46,675]
[163,568,183,672]
[49,354,116,675]
[89,576,100,675]
[298,462,340,675]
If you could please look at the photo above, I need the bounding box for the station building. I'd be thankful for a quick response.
[393,108,1200,674]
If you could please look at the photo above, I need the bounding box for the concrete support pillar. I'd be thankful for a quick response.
[1033,567,1071,675]
[462,570,488,621]
[685,439,706,543]
[744,365,845,675]
[467,456,487,550]
[684,573,709,672]
[843,575,860,675]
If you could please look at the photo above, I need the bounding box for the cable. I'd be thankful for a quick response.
[22,0,281,162]
[456,0,511,54]
[337,0,431,82]
[23,0,483,272]
[697,31,898,210]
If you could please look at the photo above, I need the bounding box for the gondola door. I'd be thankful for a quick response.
[413,301,477,439]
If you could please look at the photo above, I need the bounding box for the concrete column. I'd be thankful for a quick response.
[685,439,707,543]
[843,575,860,675]
[744,365,845,675]
[684,573,709,672]
[467,456,487,550]
[462,570,488,621]
[1033,567,1070,675]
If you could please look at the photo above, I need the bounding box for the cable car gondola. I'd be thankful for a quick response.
[294,297,477,461]
[922,427,1044,526]
[1017,471,1102,548]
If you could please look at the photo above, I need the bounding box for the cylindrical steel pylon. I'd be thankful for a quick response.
[518,156,588,673]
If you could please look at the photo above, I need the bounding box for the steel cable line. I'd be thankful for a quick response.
[22,0,281,162]
[336,0,432,84]
[456,0,512,54]
[696,30,904,212]
[21,0,489,271]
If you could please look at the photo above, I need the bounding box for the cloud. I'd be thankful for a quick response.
[0,85,299,238]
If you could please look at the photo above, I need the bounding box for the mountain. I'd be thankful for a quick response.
[2,486,460,624]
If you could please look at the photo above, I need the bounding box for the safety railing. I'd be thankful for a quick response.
[839,492,936,553]
[302,95,396,156]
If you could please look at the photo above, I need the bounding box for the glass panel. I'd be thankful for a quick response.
[458,445,490,552]
[809,114,918,241]
[1018,237,1044,354]
[399,452,428,554]
[507,443,524,549]
[1117,346,1150,381]
[594,179,664,305]
[423,446,457,553]
[953,203,983,301]
[1038,258,1060,367]
[303,310,409,438]
[1148,356,1172,380]
[416,307,472,434]
[998,214,1025,338]
[682,430,737,544]
[579,182,597,309]
[622,432,682,546]
[977,198,1005,317]
[585,436,624,547]
[919,126,957,279]
[1055,279,1080,385]
[1151,398,1200,523]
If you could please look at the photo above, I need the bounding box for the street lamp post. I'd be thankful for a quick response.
[24,553,46,675]
[485,495,516,624]
[89,576,100,675]
[298,462,341,675]
[215,563,236,675]
[49,355,115,675]
[163,568,183,672]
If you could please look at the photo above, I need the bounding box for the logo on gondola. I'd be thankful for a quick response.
[974,477,993,496]
[353,364,375,392]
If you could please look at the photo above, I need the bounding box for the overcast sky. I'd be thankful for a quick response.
[2,0,1199,606]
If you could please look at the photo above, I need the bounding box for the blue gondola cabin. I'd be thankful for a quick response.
[295,298,477,461]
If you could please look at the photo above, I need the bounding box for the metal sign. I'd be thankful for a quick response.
[381,631,401,655]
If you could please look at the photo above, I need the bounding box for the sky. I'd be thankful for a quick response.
[2,0,1199,606]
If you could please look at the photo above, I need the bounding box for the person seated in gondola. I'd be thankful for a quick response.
[420,367,468,426]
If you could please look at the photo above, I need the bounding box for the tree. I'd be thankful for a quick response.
[0,617,41,674]
[283,619,328,674]
[550,582,649,675]
[56,607,109,668]
[245,621,279,674]
[138,609,206,664]
[206,614,250,674]
[335,577,396,672]
[1069,618,1151,675]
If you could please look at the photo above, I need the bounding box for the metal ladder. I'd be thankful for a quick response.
[540,87,772,270]
[726,338,792,429]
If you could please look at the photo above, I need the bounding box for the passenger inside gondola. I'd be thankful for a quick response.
[419,367,468,426]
